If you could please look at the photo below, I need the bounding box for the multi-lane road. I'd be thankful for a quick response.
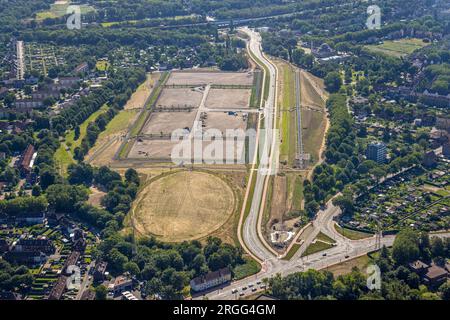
[240,27,279,267]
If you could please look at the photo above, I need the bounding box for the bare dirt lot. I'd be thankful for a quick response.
[87,186,106,208]
[156,87,203,109]
[125,72,161,110]
[300,70,327,110]
[128,139,179,159]
[205,88,251,109]
[130,170,235,242]
[203,112,248,133]
[142,109,197,135]
[166,71,254,86]
[300,70,328,166]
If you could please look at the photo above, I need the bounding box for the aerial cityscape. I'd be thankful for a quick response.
[0,0,449,307]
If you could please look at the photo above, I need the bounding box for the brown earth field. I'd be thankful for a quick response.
[166,71,254,86]
[205,88,252,109]
[300,70,328,166]
[128,170,236,242]
[156,87,203,109]
[125,72,161,110]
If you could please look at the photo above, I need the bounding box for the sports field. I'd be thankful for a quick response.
[130,171,236,242]
[365,38,429,58]
[35,1,95,20]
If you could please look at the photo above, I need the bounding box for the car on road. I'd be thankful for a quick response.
[322,253,327,256]
[239,293,245,297]
[345,255,349,258]
[260,285,266,289]
[256,281,262,285]
[251,288,257,292]
[231,289,238,294]
[242,287,247,291]
[248,284,254,288]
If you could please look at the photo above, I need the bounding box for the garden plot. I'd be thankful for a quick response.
[166,71,254,86]
[205,88,252,110]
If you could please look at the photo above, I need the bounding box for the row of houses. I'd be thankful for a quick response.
[2,236,55,265]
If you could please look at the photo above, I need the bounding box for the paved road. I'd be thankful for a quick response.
[240,27,279,266]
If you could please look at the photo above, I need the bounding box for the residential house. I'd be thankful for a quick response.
[108,275,133,295]
[16,211,46,225]
[74,62,89,74]
[17,144,36,176]
[424,265,448,288]
[422,151,437,168]
[190,267,232,292]
[13,237,55,254]
[93,261,108,282]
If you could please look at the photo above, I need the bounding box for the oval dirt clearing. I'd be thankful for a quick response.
[132,171,235,242]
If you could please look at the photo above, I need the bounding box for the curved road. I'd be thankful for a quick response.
[240,27,280,267]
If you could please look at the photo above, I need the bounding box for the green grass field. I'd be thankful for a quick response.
[96,60,109,71]
[316,231,336,244]
[282,243,301,261]
[233,257,261,280]
[365,38,429,58]
[54,105,108,175]
[101,109,138,137]
[278,63,297,165]
[301,240,334,257]
[334,224,373,240]
[292,175,303,211]
[35,2,95,20]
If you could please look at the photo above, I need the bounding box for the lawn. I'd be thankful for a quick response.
[365,38,429,58]
[282,243,301,261]
[316,231,336,244]
[292,175,303,211]
[96,60,109,71]
[334,224,373,240]
[301,240,333,257]
[54,143,74,177]
[101,109,138,137]
[233,257,261,280]
[325,255,370,276]
[66,104,108,152]
[277,62,296,164]
[54,105,108,175]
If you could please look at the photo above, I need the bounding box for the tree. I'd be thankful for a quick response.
[68,163,94,186]
[125,168,140,186]
[440,281,450,300]
[95,285,107,300]
[46,184,89,212]
[31,185,42,197]
[431,237,445,259]
[392,229,420,265]
[324,72,342,93]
